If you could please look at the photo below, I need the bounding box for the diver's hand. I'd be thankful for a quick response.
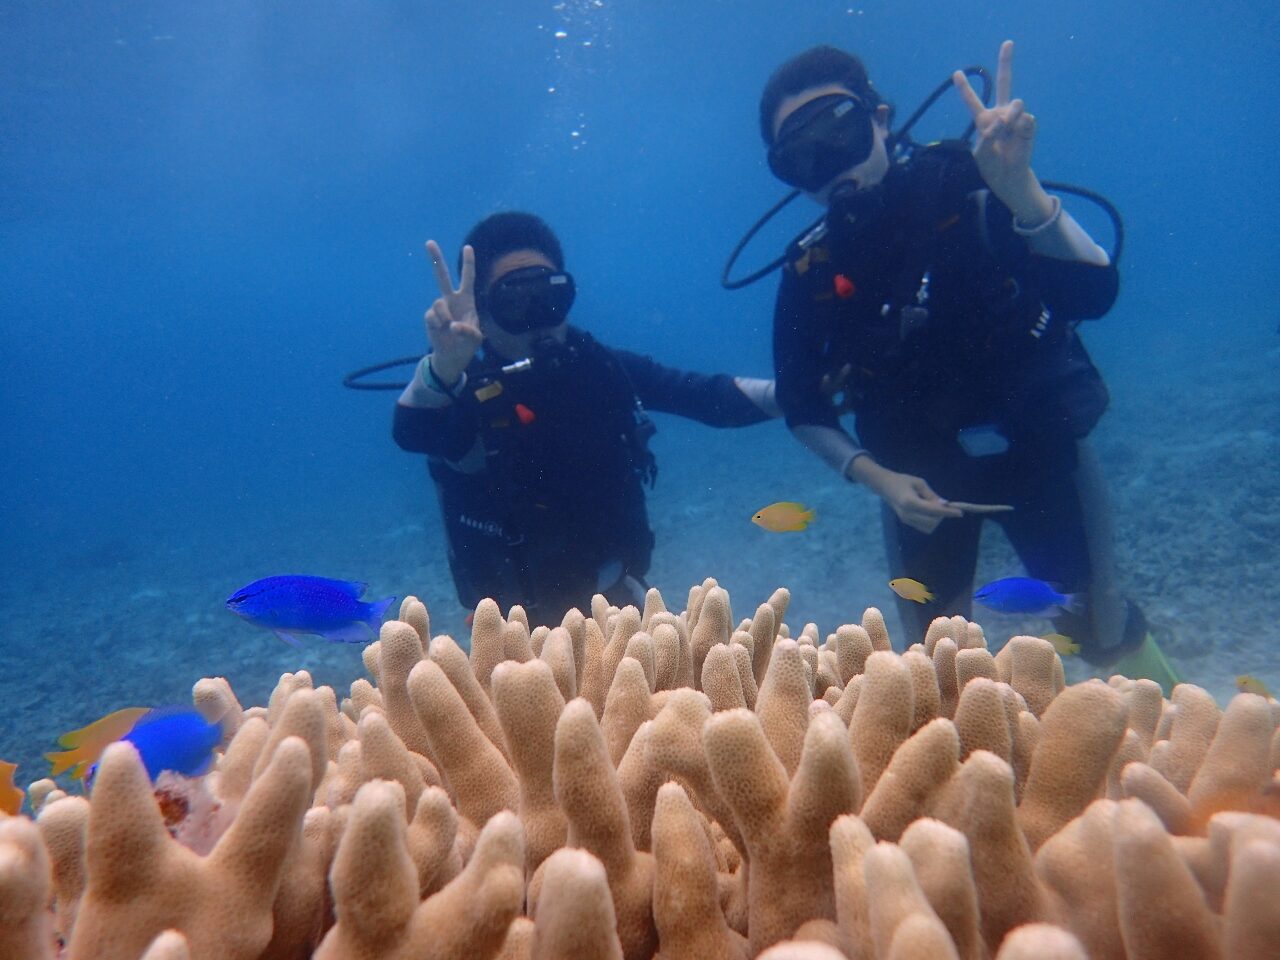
[953,40,1055,226]
[423,240,484,386]
[849,457,964,534]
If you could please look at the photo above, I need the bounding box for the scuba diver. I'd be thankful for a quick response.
[393,212,779,627]
[755,40,1178,689]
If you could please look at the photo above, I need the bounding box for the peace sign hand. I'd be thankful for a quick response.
[422,240,484,388]
[953,40,1049,220]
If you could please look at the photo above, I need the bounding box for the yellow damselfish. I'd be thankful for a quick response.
[889,578,935,604]
[751,501,815,532]
[1042,633,1081,657]
[45,706,150,779]
[0,761,24,816]
[1237,675,1275,700]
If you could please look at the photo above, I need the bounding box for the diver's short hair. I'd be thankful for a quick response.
[462,212,565,291]
[758,46,887,146]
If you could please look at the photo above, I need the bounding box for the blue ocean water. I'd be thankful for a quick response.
[2,2,1278,786]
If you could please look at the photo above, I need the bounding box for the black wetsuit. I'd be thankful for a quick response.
[773,145,1139,657]
[394,327,770,626]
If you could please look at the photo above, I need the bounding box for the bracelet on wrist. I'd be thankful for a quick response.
[842,451,871,483]
[1012,194,1063,237]
[423,357,463,399]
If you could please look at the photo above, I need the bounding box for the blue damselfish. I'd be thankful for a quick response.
[973,576,1075,616]
[117,707,222,783]
[227,574,396,646]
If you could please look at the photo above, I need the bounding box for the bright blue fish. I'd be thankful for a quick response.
[973,576,1075,616]
[227,575,396,646]
[97,707,222,784]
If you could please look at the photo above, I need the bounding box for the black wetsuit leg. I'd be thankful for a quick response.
[880,438,1144,658]
[993,466,1093,598]
[1015,441,1147,663]
[882,504,984,645]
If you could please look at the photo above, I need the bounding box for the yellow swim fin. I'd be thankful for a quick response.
[1111,633,1182,697]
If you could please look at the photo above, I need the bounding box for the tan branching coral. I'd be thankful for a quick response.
[316,781,524,959]
[899,818,983,960]
[140,930,193,960]
[7,586,1278,960]
[1017,681,1128,850]
[406,657,519,827]
[66,737,313,960]
[0,815,53,960]
[995,924,1088,960]
[530,848,624,959]
[704,707,860,953]
[35,793,89,945]
[490,658,568,872]
[551,697,658,960]
[650,782,748,959]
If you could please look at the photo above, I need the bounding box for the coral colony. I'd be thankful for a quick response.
[2,581,1278,959]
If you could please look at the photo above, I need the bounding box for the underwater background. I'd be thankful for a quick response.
[2,1,1277,785]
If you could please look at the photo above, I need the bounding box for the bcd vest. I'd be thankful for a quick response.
[429,330,657,620]
[787,142,1109,475]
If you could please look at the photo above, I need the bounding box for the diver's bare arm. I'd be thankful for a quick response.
[791,423,868,477]
[733,377,782,418]
[1021,204,1110,266]
[992,172,1109,265]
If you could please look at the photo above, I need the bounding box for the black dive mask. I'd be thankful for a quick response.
[480,266,577,334]
[767,93,875,193]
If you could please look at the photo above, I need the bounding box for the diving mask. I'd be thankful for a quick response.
[480,265,577,334]
[767,93,875,193]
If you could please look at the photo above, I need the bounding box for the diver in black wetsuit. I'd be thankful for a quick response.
[759,41,1173,684]
[393,212,779,627]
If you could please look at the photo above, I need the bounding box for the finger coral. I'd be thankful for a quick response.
[4,586,1277,959]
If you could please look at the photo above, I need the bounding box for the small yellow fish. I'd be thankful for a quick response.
[751,501,815,533]
[0,761,24,816]
[45,706,150,779]
[1237,675,1275,700]
[1042,633,1081,657]
[889,578,935,604]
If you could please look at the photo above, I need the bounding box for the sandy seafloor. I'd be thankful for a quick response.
[1,332,1276,797]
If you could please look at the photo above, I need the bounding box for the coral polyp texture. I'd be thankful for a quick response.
[3,582,1279,959]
